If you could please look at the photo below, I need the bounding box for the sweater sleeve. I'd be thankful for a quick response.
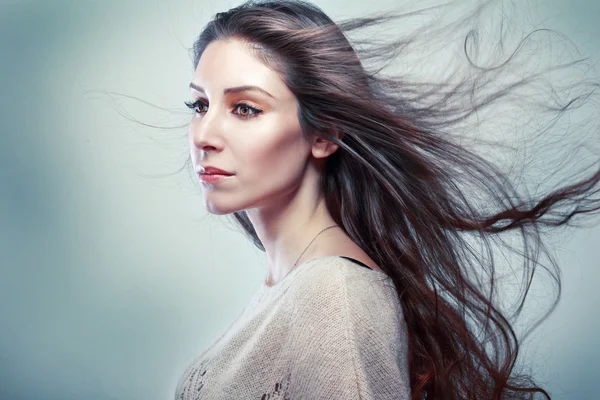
[285,262,411,400]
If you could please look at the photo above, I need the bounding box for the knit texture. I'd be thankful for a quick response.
[174,255,411,400]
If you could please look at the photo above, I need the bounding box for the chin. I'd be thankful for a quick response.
[205,204,233,215]
[206,208,234,216]
[203,200,244,216]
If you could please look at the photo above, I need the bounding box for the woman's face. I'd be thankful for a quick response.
[188,39,311,215]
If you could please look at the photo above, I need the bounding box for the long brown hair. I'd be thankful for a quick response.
[188,0,600,398]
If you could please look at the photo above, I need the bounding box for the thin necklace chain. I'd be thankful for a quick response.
[292,224,338,267]
[266,224,339,287]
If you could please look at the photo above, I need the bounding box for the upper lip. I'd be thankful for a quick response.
[198,166,234,175]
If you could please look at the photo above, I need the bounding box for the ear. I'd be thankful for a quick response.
[311,129,344,159]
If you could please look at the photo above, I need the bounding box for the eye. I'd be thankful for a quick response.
[233,103,262,119]
[184,100,263,119]
[184,99,207,114]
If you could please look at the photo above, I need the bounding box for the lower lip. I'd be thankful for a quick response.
[198,174,233,183]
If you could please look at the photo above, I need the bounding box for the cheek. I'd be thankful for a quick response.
[200,136,308,215]
[241,132,308,183]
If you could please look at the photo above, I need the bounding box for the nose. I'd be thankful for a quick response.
[189,110,224,152]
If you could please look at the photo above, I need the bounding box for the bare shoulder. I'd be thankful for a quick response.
[314,231,384,272]
[325,238,381,271]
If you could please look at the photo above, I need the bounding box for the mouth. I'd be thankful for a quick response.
[196,166,234,176]
[198,173,234,184]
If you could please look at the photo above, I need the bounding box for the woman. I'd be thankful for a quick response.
[174,0,600,399]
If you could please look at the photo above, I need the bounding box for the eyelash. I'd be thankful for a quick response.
[184,99,263,119]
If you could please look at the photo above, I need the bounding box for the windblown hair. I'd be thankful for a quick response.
[189,0,600,398]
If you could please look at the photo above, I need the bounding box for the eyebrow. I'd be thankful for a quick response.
[188,83,275,99]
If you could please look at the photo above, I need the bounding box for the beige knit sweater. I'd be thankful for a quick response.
[174,255,411,400]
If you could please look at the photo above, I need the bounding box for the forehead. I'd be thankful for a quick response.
[192,39,292,100]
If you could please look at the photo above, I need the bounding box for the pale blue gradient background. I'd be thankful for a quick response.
[0,1,598,399]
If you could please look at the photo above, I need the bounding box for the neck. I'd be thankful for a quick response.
[245,184,338,286]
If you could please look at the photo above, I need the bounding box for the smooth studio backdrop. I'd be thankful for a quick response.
[1,0,599,399]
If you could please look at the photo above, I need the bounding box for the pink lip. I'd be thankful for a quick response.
[198,173,233,184]
[199,166,234,175]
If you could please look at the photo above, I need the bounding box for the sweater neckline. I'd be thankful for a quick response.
[260,255,329,290]
[253,255,389,305]
[252,256,335,305]
[259,255,386,290]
